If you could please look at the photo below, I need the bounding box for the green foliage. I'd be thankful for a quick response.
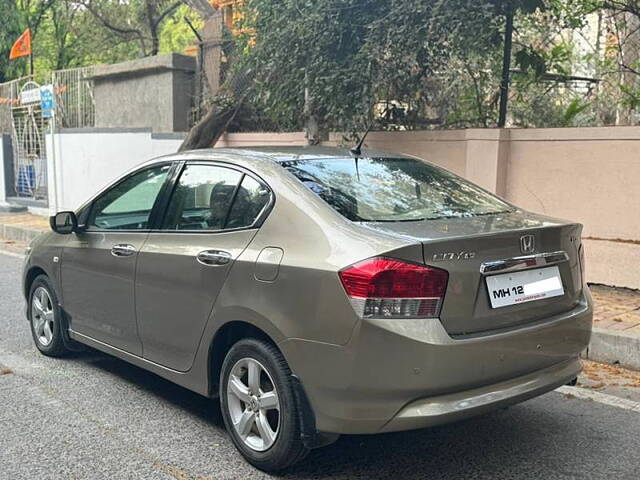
[159,4,202,55]
[515,47,548,77]
[233,0,604,132]
[0,1,25,82]
[3,0,639,130]
[562,98,590,125]
[236,0,512,134]
[1,0,200,81]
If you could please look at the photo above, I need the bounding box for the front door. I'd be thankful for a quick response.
[135,163,272,371]
[61,164,172,355]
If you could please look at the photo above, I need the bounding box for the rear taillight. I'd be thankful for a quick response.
[338,257,448,319]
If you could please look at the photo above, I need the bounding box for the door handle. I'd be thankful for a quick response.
[196,250,232,266]
[111,244,136,257]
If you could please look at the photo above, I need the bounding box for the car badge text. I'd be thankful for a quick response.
[432,251,476,261]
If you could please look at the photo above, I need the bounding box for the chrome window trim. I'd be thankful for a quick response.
[480,251,569,275]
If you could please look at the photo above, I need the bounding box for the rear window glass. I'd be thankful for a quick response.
[282,157,512,222]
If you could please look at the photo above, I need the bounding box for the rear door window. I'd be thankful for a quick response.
[225,175,271,229]
[160,164,271,231]
[282,157,512,222]
[162,164,242,231]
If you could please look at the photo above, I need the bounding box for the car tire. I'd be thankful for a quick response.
[220,338,309,471]
[28,275,70,357]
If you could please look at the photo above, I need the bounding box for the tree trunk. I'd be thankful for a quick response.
[178,11,234,151]
[178,101,239,151]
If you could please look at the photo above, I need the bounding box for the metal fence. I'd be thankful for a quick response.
[0,77,24,135]
[52,67,96,129]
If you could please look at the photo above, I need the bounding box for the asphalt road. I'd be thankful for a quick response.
[1,252,640,480]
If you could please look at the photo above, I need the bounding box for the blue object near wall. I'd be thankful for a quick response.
[17,165,35,195]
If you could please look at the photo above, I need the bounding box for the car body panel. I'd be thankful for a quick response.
[135,229,258,371]
[23,231,64,300]
[280,289,591,434]
[23,146,593,438]
[60,231,149,355]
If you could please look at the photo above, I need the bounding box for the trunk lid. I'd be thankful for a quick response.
[366,210,583,335]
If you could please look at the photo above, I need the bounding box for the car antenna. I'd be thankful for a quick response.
[350,121,373,156]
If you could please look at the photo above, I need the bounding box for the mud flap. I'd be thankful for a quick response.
[291,374,339,449]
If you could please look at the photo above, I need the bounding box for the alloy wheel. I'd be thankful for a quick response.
[226,357,280,452]
[31,286,55,346]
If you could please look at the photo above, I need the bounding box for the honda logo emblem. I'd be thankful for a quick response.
[520,235,535,254]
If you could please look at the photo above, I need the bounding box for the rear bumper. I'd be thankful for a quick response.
[381,356,580,432]
[280,289,592,435]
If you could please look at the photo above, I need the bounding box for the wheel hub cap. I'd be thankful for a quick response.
[31,286,55,347]
[226,357,280,452]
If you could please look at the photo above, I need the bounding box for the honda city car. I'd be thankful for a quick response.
[23,146,592,471]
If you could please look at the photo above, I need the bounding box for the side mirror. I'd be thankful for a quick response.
[50,211,78,235]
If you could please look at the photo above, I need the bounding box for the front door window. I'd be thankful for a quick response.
[87,165,171,230]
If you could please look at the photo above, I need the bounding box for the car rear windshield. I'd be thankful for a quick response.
[282,157,513,222]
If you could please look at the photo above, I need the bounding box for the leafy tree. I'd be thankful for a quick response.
[231,0,573,136]
[159,3,203,54]
[77,0,184,56]
[1,0,203,81]
[0,2,25,82]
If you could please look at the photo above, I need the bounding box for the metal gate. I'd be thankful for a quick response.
[11,80,48,200]
[0,67,95,204]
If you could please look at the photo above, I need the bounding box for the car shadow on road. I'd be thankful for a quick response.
[67,348,582,479]
[282,405,579,479]
[68,348,225,428]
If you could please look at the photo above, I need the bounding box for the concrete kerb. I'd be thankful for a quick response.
[584,327,640,371]
[0,224,44,244]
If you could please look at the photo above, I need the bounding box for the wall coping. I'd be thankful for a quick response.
[329,130,467,143]
[508,126,640,141]
[151,132,187,140]
[331,126,640,142]
[89,54,196,81]
[55,127,152,134]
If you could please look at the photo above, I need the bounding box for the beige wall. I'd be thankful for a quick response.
[504,128,640,289]
[328,131,468,176]
[506,128,640,240]
[217,132,307,148]
[218,127,638,288]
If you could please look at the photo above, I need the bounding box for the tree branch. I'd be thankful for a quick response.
[153,1,182,30]
[77,0,147,54]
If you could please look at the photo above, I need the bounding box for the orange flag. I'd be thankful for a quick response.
[9,29,32,60]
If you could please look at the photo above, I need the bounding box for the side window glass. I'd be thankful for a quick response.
[226,175,271,229]
[88,165,170,230]
[162,165,242,231]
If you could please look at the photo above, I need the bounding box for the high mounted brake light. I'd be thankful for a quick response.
[339,257,448,319]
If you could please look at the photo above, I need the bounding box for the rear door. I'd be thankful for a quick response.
[135,162,272,371]
[61,163,173,354]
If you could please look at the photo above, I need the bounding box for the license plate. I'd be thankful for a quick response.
[486,266,564,308]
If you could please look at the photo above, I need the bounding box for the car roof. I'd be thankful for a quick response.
[176,145,414,163]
